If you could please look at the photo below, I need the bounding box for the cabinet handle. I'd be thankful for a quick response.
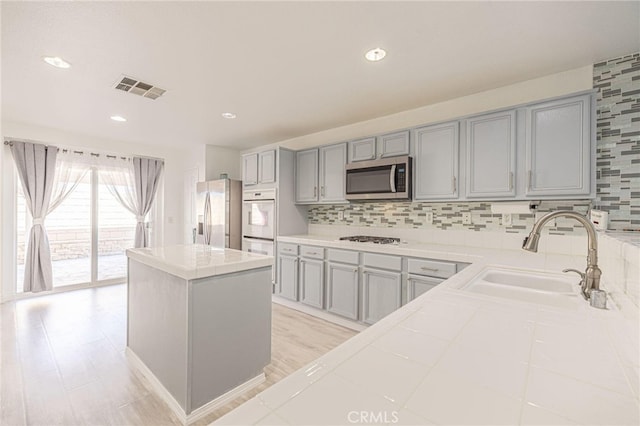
[314,186,317,197]
[307,252,318,255]
[527,170,532,191]
[353,268,358,272]
[321,186,325,197]
[509,172,514,191]
[452,176,457,193]
[420,267,439,272]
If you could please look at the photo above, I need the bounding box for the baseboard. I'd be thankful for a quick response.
[272,296,367,332]
[126,348,265,425]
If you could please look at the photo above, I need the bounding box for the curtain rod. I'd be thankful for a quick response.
[3,140,164,163]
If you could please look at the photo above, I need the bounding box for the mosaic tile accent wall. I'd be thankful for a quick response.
[593,52,640,230]
[308,201,592,236]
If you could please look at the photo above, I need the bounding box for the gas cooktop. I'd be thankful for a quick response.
[339,235,400,244]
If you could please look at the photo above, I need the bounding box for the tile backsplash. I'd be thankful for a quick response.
[593,52,640,230]
[309,201,592,236]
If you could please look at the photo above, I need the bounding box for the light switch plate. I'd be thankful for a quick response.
[425,211,434,225]
[502,213,512,226]
[337,211,345,220]
[462,212,472,225]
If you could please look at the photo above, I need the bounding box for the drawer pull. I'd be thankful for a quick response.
[420,267,439,272]
[307,251,318,256]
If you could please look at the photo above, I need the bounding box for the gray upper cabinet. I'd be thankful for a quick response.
[378,130,410,158]
[348,131,409,162]
[414,121,460,200]
[295,149,319,203]
[465,110,517,198]
[242,149,276,186]
[525,94,592,197]
[349,137,377,162]
[242,153,258,185]
[319,143,347,202]
[296,143,346,204]
[258,150,276,184]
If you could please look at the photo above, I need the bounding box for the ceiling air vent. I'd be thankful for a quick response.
[113,75,166,100]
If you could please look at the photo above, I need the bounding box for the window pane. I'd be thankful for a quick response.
[46,170,92,286]
[98,173,135,281]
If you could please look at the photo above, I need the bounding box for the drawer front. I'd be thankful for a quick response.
[362,253,402,271]
[327,248,359,265]
[278,242,298,256]
[407,258,457,279]
[300,245,324,259]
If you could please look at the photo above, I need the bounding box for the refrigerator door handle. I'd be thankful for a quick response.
[203,192,212,245]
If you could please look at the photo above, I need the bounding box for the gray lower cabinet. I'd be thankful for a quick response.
[299,258,324,309]
[362,268,402,325]
[277,254,298,301]
[326,262,359,320]
[407,275,442,302]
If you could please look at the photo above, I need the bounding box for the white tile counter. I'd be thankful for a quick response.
[213,234,640,425]
[126,244,273,280]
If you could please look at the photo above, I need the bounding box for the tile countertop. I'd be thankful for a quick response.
[213,235,640,426]
[125,244,273,280]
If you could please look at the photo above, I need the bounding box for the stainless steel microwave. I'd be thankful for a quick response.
[345,156,412,200]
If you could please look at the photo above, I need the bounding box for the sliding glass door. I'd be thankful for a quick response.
[15,166,135,292]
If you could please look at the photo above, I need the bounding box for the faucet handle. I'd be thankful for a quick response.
[563,268,585,281]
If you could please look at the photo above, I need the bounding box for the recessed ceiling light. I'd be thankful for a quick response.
[365,48,386,62]
[110,115,127,122]
[221,112,237,119]
[42,56,71,69]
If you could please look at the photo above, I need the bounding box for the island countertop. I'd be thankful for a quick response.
[126,244,273,280]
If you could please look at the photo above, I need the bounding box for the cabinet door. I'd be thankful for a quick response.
[407,275,442,302]
[414,122,460,200]
[362,268,402,325]
[319,143,347,203]
[295,149,319,203]
[300,258,324,309]
[525,95,591,197]
[277,255,298,301]
[378,130,410,158]
[242,153,258,186]
[348,137,376,162]
[326,262,359,320]
[465,110,517,198]
[258,150,276,184]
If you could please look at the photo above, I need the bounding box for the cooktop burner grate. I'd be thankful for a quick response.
[339,235,400,244]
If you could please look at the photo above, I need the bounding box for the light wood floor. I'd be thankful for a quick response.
[0,284,357,425]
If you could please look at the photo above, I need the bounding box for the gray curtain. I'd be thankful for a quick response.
[133,157,164,248]
[10,141,58,293]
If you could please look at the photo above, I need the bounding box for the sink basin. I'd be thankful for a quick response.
[459,267,581,309]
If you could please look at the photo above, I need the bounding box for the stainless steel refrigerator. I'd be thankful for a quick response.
[196,179,242,249]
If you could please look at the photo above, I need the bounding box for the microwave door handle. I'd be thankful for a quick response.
[389,164,397,192]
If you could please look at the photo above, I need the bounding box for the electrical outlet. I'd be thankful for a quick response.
[337,211,345,220]
[462,212,472,225]
[425,211,434,225]
[502,213,512,226]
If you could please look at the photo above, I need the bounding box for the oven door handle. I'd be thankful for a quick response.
[389,164,397,193]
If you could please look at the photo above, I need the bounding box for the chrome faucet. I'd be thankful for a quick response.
[522,210,606,308]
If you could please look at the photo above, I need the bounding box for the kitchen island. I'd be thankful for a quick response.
[125,244,273,424]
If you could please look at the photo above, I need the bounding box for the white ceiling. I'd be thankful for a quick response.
[2,1,639,150]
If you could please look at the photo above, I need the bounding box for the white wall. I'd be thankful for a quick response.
[205,145,241,181]
[275,65,594,151]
